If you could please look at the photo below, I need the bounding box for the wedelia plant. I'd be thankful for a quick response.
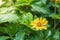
[0,0,60,40]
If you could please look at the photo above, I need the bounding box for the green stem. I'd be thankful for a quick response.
[54,1,57,29]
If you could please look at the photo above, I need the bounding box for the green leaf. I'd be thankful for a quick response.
[14,27,26,40]
[20,12,33,26]
[6,23,19,37]
[0,13,19,23]
[50,14,60,19]
[0,7,19,23]
[31,0,50,14]
[16,0,33,6]
[0,36,9,40]
[0,6,15,14]
[0,23,19,37]
[14,32,25,40]
[40,0,47,4]
[53,31,60,40]
[28,33,40,40]
[31,5,50,14]
[46,30,52,38]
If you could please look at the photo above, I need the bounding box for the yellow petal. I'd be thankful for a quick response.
[34,18,39,23]
[31,25,37,28]
[31,18,39,25]
[31,21,36,25]
[43,21,48,25]
[36,27,41,30]
[42,18,46,23]
[39,17,43,23]
[39,27,43,30]
[42,26,47,30]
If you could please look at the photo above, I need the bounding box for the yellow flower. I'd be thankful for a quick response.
[50,0,60,3]
[31,17,48,30]
[55,0,60,2]
[55,0,59,2]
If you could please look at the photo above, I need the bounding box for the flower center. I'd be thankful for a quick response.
[37,22,42,27]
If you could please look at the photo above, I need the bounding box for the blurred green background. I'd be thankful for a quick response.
[0,0,60,40]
